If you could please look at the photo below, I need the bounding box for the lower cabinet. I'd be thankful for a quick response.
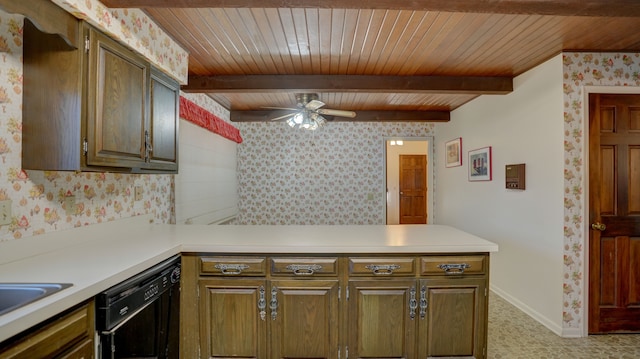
[419,278,487,358]
[199,278,268,358]
[0,300,95,359]
[348,279,418,358]
[182,253,489,359]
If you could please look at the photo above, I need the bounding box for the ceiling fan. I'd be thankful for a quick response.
[268,93,356,130]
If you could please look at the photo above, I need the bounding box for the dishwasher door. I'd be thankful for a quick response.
[96,255,180,359]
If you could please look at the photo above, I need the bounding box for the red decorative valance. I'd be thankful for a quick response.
[179,96,243,143]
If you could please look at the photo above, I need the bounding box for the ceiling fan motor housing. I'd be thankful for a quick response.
[295,93,319,107]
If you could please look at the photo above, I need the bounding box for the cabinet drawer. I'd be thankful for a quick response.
[200,256,267,276]
[349,257,415,276]
[271,257,338,276]
[0,301,93,359]
[421,255,486,276]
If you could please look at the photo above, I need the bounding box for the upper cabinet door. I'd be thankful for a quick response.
[85,26,149,169]
[148,69,179,172]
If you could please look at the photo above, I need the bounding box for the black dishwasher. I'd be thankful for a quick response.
[96,255,181,359]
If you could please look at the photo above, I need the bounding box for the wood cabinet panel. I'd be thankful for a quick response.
[270,257,338,276]
[199,278,268,359]
[418,278,487,359]
[421,255,486,275]
[22,16,178,173]
[270,279,340,359]
[200,256,267,276]
[183,253,489,359]
[348,257,415,276]
[149,69,179,171]
[348,279,417,358]
[0,301,94,359]
[86,26,148,168]
[22,18,83,171]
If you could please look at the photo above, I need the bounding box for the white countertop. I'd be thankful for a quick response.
[0,215,498,342]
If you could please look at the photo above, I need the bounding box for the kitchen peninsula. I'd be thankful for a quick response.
[0,215,498,358]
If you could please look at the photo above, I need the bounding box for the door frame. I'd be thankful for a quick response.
[581,86,640,336]
[383,136,434,225]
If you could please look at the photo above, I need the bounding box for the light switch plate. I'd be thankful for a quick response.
[0,200,11,225]
[64,196,76,216]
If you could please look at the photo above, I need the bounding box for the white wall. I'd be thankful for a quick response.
[174,118,238,224]
[435,55,565,334]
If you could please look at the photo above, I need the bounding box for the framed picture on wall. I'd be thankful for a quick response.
[445,137,462,167]
[468,146,492,181]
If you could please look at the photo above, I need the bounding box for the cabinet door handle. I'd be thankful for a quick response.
[419,286,427,319]
[285,264,323,275]
[437,263,470,274]
[365,264,401,275]
[144,130,153,162]
[270,286,278,320]
[409,286,417,320]
[258,286,266,321]
[214,263,250,275]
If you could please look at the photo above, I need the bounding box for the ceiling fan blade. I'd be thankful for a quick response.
[262,106,299,111]
[270,112,298,121]
[316,108,357,118]
[305,100,325,111]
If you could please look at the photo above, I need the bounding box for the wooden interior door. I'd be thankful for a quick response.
[399,155,427,224]
[589,93,640,333]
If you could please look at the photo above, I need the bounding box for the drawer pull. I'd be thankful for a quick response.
[285,264,323,275]
[365,264,401,275]
[214,263,250,275]
[437,263,471,274]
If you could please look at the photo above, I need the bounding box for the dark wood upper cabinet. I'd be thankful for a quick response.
[22,16,179,173]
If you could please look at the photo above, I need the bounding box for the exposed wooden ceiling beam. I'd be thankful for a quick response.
[100,0,640,17]
[183,75,512,95]
[231,110,450,122]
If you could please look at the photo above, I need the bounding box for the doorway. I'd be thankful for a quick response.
[385,138,433,225]
[588,93,640,333]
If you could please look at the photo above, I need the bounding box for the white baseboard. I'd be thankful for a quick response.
[490,285,569,337]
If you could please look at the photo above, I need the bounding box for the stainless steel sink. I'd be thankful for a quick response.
[0,283,72,316]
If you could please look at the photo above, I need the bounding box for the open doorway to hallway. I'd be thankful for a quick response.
[385,138,433,224]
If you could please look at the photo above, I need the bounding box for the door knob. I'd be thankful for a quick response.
[591,222,606,231]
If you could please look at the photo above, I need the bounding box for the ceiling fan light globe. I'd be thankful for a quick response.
[293,113,304,124]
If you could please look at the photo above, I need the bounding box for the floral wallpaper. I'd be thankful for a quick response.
[562,52,640,330]
[235,122,435,225]
[53,0,188,83]
[0,11,173,242]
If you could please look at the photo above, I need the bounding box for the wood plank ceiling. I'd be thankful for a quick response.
[103,0,640,122]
